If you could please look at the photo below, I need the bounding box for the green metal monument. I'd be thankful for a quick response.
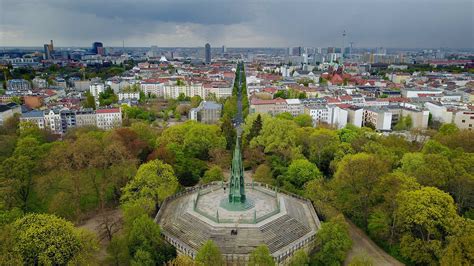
[220,136,253,211]
[228,136,246,204]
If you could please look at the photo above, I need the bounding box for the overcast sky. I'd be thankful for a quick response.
[0,0,473,48]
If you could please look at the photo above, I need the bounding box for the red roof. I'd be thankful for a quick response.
[331,74,343,84]
[336,104,353,109]
[96,108,121,114]
[251,97,287,105]
[340,95,353,101]
[325,97,341,103]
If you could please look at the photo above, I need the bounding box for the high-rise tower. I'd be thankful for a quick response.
[205,43,211,64]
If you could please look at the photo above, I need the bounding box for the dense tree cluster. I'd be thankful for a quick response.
[239,113,473,264]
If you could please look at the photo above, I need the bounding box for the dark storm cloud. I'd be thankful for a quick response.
[52,0,253,25]
[0,0,472,48]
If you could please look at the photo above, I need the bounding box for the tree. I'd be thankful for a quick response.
[121,160,179,209]
[201,165,224,184]
[440,223,474,266]
[313,215,352,266]
[369,173,420,246]
[253,164,273,185]
[11,213,98,265]
[396,187,462,264]
[249,245,274,266]
[400,153,454,188]
[195,240,223,266]
[438,123,459,135]
[247,114,263,143]
[83,91,96,109]
[284,159,322,191]
[127,215,176,265]
[190,95,202,108]
[98,87,118,106]
[251,117,299,159]
[106,234,130,266]
[294,114,313,127]
[288,249,309,266]
[275,112,293,120]
[331,153,390,227]
[221,115,236,150]
[167,255,194,266]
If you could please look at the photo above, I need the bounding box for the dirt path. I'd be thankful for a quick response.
[344,221,403,266]
[77,208,123,262]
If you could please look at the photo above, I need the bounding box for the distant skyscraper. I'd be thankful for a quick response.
[92,42,103,54]
[43,40,54,60]
[222,45,226,54]
[205,43,211,64]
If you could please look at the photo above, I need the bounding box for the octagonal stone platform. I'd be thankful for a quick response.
[155,182,321,264]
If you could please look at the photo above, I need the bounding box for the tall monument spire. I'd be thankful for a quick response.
[228,136,246,204]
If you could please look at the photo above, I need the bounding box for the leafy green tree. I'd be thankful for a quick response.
[99,87,118,106]
[201,165,224,184]
[283,159,322,191]
[83,91,96,109]
[246,114,263,144]
[106,233,130,266]
[222,96,237,119]
[294,114,313,127]
[131,249,154,266]
[396,187,462,264]
[288,249,309,266]
[393,115,413,131]
[11,213,98,265]
[331,153,390,227]
[369,172,420,246]
[400,152,454,188]
[121,160,179,208]
[440,223,474,266]
[249,245,274,266]
[275,112,293,120]
[305,128,340,176]
[251,117,299,159]
[221,115,236,150]
[253,164,273,185]
[127,215,176,265]
[313,215,352,266]
[195,240,223,266]
[438,123,459,135]
[167,254,194,266]
[190,95,203,108]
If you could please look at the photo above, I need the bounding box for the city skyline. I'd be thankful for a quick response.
[0,0,473,49]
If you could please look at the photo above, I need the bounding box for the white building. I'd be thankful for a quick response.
[118,92,140,101]
[96,108,122,130]
[163,83,206,99]
[76,109,96,128]
[0,103,21,126]
[453,110,474,130]
[424,102,454,124]
[346,106,363,127]
[141,81,164,97]
[20,110,45,129]
[32,77,48,89]
[304,104,348,129]
[44,109,62,133]
[363,108,393,131]
[89,83,105,98]
[285,99,304,116]
[401,89,443,98]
